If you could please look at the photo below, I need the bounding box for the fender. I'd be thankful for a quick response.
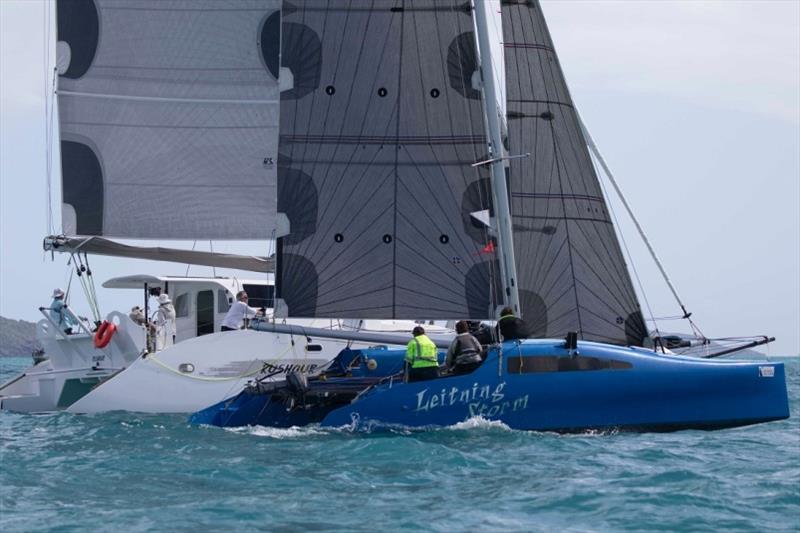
[94,320,116,349]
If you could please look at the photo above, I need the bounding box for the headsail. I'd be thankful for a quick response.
[501,0,647,345]
[56,0,280,239]
[277,1,498,319]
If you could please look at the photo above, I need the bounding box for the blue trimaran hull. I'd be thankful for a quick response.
[190,340,789,432]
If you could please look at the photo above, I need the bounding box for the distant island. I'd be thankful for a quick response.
[0,316,40,357]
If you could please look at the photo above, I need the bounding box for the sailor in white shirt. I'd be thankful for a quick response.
[221,291,263,331]
[153,293,177,350]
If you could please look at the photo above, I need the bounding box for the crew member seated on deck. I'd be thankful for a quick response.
[405,326,440,383]
[49,288,76,334]
[445,321,483,375]
[495,306,531,342]
[221,291,263,331]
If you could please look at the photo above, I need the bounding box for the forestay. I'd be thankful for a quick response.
[502,0,647,345]
[277,0,498,319]
[56,0,279,239]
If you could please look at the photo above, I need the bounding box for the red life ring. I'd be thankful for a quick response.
[94,320,117,349]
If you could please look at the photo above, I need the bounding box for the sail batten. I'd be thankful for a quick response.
[502,0,647,345]
[58,90,280,105]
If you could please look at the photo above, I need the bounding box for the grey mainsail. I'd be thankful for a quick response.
[502,0,647,345]
[56,0,280,239]
[277,1,499,319]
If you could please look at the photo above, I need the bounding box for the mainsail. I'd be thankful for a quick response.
[277,1,498,319]
[56,0,280,240]
[501,0,647,345]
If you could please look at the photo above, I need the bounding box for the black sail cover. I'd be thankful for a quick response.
[56,0,279,239]
[278,1,499,319]
[502,0,647,346]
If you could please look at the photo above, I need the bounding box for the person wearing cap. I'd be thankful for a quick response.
[404,326,440,382]
[495,306,531,342]
[153,293,177,349]
[49,288,76,334]
[221,291,263,331]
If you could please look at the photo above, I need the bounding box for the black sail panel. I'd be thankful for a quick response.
[279,1,496,319]
[502,0,646,345]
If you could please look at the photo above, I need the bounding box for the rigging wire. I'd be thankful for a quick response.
[578,116,692,317]
[588,142,660,338]
[209,241,217,278]
[70,252,102,324]
[82,253,101,322]
[64,260,75,303]
[578,114,707,341]
[487,0,507,137]
[184,241,197,276]
[266,232,276,317]
[43,1,56,236]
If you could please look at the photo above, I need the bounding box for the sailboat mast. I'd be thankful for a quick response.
[474,1,521,316]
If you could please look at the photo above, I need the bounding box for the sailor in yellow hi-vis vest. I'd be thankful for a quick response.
[405,326,440,383]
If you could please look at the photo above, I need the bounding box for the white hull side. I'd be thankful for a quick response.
[66,329,363,414]
[0,360,119,412]
[0,311,143,412]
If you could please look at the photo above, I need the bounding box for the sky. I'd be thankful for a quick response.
[1,0,798,355]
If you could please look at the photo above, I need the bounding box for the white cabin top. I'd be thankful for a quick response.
[103,274,274,342]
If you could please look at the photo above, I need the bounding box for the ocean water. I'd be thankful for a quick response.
[1,356,798,532]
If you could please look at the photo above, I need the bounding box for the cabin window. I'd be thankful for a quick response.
[242,284,274,309]
[174,293,189,318]
[196,290,215,336]
[507,355,631,374]
[218,289,231,313]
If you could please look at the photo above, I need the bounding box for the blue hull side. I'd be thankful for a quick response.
[320,341,790,432]
[190,391,328,428]
[189,347,415,428]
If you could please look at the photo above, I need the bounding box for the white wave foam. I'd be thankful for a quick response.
[446,416,511,431]
[225,424,326,439]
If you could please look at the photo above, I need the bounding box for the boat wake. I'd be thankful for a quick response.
[224,424,326,439]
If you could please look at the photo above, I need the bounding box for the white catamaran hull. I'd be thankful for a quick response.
[66,329,335,414]
[0,361,120,413]
[0,311,143,412]
[64,320,445,414]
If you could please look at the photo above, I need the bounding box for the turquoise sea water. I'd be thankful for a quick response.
[1,356,798,532]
